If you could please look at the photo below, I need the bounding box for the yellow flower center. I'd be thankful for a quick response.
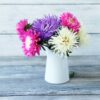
[62,37,70,45]
[69,18,74,24]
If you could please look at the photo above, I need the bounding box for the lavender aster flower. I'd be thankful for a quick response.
[32,15,61,40]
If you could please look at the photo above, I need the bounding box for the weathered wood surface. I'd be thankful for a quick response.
[0,0,100,4]
[0,56,99,96]
[0,34,99,56]
[0,56,100,66]
[0,5,100,34]
[1,96,100,100]
[0,0,100,99]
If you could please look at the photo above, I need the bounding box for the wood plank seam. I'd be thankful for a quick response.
[0,3,100,5]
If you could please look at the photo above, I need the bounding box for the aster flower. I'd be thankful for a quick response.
[60,12,80,33]
[17,13,87,58]
[22,30,41,57]
[78,27,89,45]
[17,19,31,41]
[49,28,79,56]
[32,15,61,41]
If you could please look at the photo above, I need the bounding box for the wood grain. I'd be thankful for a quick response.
[0,5,100,34]
[0,0,100,99]
[0,56,100,66]
[0,55,100,98]
[0,0,100,4]
[1,96,100,100]
[0,61,100,96]
[0,56,99,96]
[0,56,100,78]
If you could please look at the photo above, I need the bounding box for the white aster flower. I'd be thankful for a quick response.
[49,28,79,56]
[78,27,89,46]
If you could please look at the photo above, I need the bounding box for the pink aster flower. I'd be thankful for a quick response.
[60,12,80,32]
[16,19,31,41]
[22,30,41,57]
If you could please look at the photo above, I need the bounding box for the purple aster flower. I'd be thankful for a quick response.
[32,15,61,40]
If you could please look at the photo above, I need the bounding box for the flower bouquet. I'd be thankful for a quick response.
[17,12,88,84]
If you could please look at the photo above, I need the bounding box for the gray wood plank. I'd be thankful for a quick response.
[0,63,100,78]
[0,5,100,34]
[0,0,100,4]
[0,34,99,56]
[0,56,100,66]
[0,64,100,96]
[0,56,99,96]
[1,95,100,100]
